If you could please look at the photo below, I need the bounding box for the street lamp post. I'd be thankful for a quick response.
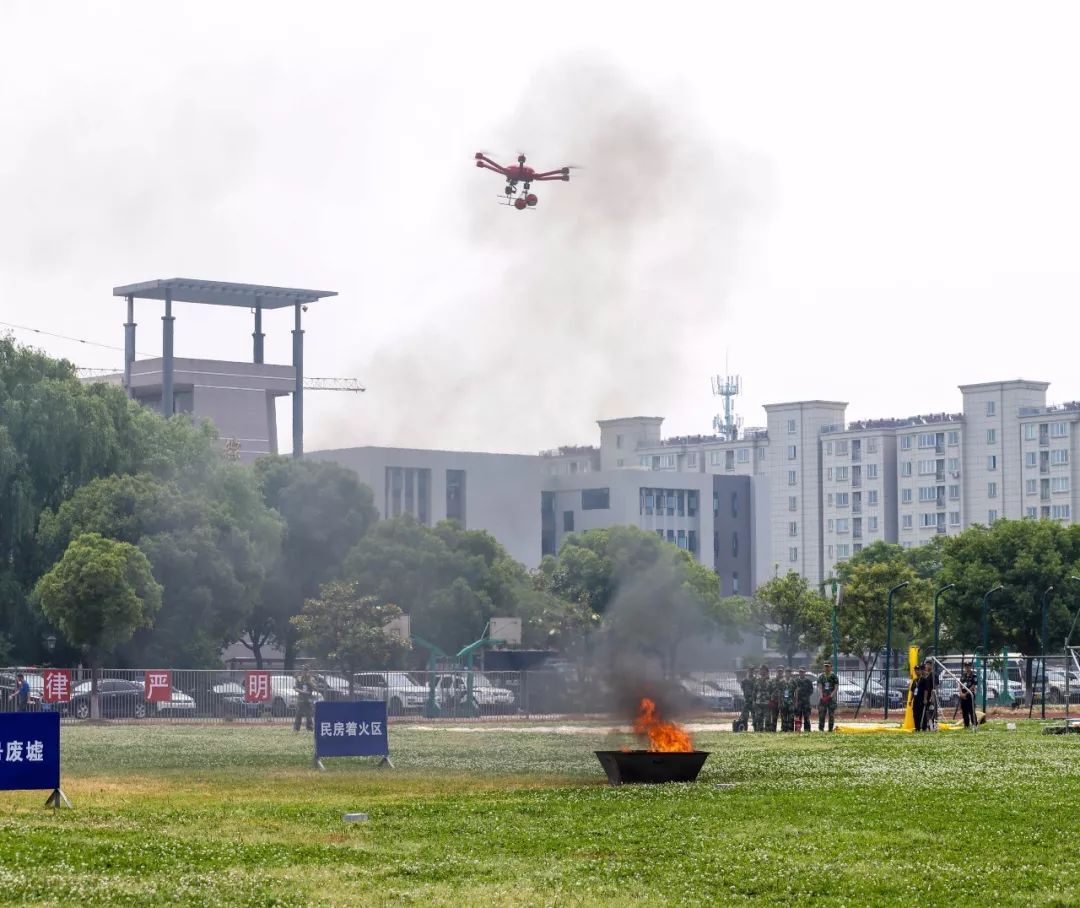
[884,581,910,722]
[980,585,1004,714]
[933,583,955,659]
[1041,586,1053,720]
[1066,576,1080,723]
[820,577,840,672]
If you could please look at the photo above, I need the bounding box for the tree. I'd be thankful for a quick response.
[34,533,162,718]
[291,582,411,689]
[750,571,831,666]
[249,457,378,668]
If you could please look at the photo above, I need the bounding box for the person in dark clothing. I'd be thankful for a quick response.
[911,666,925,732]
[293,670,316,733]
[14,673,30,712]
[958,661,978,728]
[916,659,937,731]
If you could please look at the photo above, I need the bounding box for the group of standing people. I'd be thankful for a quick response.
[737,661,840,733]
[910,658,979,730]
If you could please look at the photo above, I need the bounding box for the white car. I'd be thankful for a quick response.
[434,672,516,713]
[353,672,431,714]
[268,674,323,717]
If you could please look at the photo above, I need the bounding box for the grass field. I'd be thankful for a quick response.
[1,719,1079,907]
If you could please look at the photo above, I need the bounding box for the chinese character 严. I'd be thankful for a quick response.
[26,741,44,762]
[320,723,332,736]
[5,741,23,762]
[332,722,345,736]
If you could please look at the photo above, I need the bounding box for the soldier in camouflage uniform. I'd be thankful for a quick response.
[769,668,783,732]
[794,667,815,732]
[738,668,755,732]
[817,660,840,732]
[753,666,771,732]
[779,667,796,732]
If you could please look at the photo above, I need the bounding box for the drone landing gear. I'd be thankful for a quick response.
[503,180,538,210]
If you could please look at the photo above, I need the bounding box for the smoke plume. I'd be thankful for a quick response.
[354,59,761,453]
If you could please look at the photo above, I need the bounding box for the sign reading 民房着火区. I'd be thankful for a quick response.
[0,712,60,792]
[314,701,389,758]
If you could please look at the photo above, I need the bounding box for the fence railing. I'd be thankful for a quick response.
[1,658,1074,723]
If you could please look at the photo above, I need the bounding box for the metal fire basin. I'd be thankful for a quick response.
[594,750,710,785]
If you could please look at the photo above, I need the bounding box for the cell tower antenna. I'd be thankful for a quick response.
[711,374,742,442]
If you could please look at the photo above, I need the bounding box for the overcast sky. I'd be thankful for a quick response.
[3,2,1079,454]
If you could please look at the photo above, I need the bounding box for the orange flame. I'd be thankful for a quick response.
[633,698,693,752]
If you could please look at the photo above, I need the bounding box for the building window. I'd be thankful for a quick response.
[949,485,960,500]
[986,401,996,417]
[1025,452,1037,468]
[901,462,912,477]
[1051,422,1069,438]
[825,441,833,456]
[787,445,797,460]
[836,518,850,533]
[1051,449,1070,466]
[987,429,997,445]
[947,431,960,446]
[988,482,998,498]
[918,433,936,449]
[789,521,798,537]
[836,440,849,456]
[827,545,834,559]
[836,493,849,507]
[757,447,766,461]
[902,436,913,450]
[827,493,833,507]
[836,544,850,558]
[836,466,849,481]
[677,529,687,549]
[688,491,698,517]
[902,489,913,504]
[868,490,879,505]
[788,419,797,434]
[686,452,698,468]
[581,488,610,510]
[570,462,579,474]
[1025,424,1038,440]
[921,514,938,528]
[948,457,960,472]
[732,572,739,594]
[1026,479,1038,495]
[616,434,624,449]
[902,515,913,529]
[1026,507,1038,519]
[869,516,879,532]
[667,529,675,543]
[867,439,878,454]
[1052,504,1072,520]
[788,496,798,511]
[732,533,739,557]
[987,455,997,471]
[918,460,936,476]
[988,510,998,524]
[788,471,797,486]
[1052,476,1070,493]
[950,511,961,526]
[918,486,938,502]
[737,448,750,463]
[688,530,697,553]
[827,468,834,481]
[867,463,879,479]
[827,519,834,533]
[789,546,798,562]
[563,510,574,532]
[730,492,738,518]
[709,451,722,466]
[446,470,466,525]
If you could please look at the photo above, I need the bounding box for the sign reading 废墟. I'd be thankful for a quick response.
[0,712,61,794]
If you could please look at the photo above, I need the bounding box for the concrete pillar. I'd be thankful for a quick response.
[123,295,136,396]
[253,299,264,364]
[162,289,175,417]
[292,302,304,458]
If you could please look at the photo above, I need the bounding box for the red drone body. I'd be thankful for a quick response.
[474,152,571,210]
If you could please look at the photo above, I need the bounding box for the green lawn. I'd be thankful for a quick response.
[1,720,1079,906]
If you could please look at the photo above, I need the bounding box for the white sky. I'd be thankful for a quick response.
[2,2,1079,454]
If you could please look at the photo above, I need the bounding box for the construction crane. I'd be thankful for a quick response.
[75,367,364,392]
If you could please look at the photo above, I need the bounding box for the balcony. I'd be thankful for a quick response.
[851,451,862,463]
[935,445,945,455]
[853,531,863,540]
[852,504,862,515]
[851,478,862,488]
[937,498,947,510]
[1040,433,1050,447]
[937,525,947,534]
[935,472,945,483]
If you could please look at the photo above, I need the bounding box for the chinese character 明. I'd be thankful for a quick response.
[333,722,345,737]
[26,741,44,762]
[345,722,358,736]
[372,722,383,736]
[320,723,332,736]
[5,741,23,762]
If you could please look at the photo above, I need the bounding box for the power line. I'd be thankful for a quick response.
[0,319,157,356]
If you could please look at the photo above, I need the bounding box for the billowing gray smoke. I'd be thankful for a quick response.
[357,59,761,452]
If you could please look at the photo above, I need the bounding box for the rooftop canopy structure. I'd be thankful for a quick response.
[113,278,339,458]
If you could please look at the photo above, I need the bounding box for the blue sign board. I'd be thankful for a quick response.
[314,701,389,758]
[0,711,60,791]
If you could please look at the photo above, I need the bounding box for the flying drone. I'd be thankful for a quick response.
[474,152,572,210]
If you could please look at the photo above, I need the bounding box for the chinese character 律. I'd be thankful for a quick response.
[44,671,70,702]
[5,741,23,762]
[26,741,44,762]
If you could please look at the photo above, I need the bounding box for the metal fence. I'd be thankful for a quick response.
[1,657,1075,723]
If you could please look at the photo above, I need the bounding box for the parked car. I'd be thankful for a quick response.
[67,679,148,719]
[678,678,735,712]
[268,674,323,717]
[146,684,196,717]
[314,674,353,702]
[1041,669,1080,704]
[353,672,431,714]
[188,681,262,718]
[434,672,516,713]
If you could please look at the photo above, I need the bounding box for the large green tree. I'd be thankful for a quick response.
[34,533,162,717]
[249,457,378,668]
[750,571,831,666]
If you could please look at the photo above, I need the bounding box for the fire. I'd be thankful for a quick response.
[633,698,693,753]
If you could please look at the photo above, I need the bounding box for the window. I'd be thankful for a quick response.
[836,492,849,507]
[949,485,960,500]
[677,529,687,549]
[901,462,913,477]
[730,492,739,518]
[1052,476,1070,493]
[1051,422,1069,438]
[1025,424,1038,440]
[918,460,936,476]
[827,493,834,506]
[827,545,834,559]
[902,489,913,504]
[901,436,913,450]
[688,530,697,553]
[836,544,851,558]
[563,511,574,532]
[918,433,937,449]
[446,470,466,525]
[987,429,997,445]
[688,491,698,517]
[986,401,996,417]
[947,430,960,446]
[988,482,997,498]
[919,486,938,502]
[902,515,913,529]
[738,448,750,463]
[581,488,610,510]
[1051,449,1070,466]
[667,529,675,543]
[825,441,833,456]
[869,516,878,532]
[1026,507,1038,519]
[1025,452,1037,468]
[787,445,797,460]
[1052,504,1072,520]
[788,496,797,511]
[789,521,798,537]
[787,419,797,434]
[948,458,960,472]
[709,451,722,466]
[1026,479,1038,495]
[867,439,878,454]
[732,533,739,557]
[732,572,739,594]
[868,490,879,506]
[570,462,578,474]
[987,455,997,471]
[686,452,698,468]
[789,546,798,562]
[836,518,850,533]
[836,441,849,456]
[616,434,624,449]
[827,468,833,481]
[950,511,961,526]
[827,519,834,533]
[921,513,938,528]
[988,510,998,524]
[867,463,879,479]
[757,447,766,461]
[836,466,849,481]
[660,454,676,469]
[788,470,797,486]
